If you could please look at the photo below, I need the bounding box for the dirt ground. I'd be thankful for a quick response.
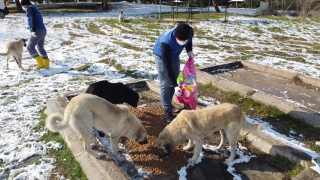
[111,90,289,180]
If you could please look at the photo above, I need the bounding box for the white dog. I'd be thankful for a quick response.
[118,10,124,23]
[157,103,263,164]
[113,27,122,37]
[0,38,27,70]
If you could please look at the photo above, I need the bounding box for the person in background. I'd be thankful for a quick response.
[20,0,50,70]
[153,23,195,122]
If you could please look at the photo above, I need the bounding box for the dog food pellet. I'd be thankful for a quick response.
[125,106,193,178]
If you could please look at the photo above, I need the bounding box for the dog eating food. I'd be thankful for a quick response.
[157,103,263,164]
[46,93,147,161]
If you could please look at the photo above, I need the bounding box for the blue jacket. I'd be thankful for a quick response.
[153,27,193,86]
[26,5,46,32]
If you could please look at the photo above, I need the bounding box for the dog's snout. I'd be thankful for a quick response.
[138,137,148,144]
[159,150,170,159]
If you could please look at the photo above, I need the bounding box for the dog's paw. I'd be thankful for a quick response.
[90,152,102,159]
[224,158,234,164]
[187,158,196,165]
[114,154,124,162]
[182,145,193,151]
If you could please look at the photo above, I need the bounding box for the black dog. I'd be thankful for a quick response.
[85,80,139,107]
[85,80,140,137]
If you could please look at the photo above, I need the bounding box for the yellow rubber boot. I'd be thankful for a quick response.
[33,56,45,70]
[43,58,50,69]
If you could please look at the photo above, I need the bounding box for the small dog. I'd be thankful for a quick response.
[0,38,27,70]
[157,103,263,164]
[112,27,122,37]
[118,10,124,23]
[46,93,147,161]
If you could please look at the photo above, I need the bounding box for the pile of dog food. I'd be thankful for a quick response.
[126,106,193,178]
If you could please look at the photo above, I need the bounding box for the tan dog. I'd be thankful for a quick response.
[113,27,122,37]
[118,10,124,23]
[46,93,147,161]
[157,103,263,164]
[0,38,27,70]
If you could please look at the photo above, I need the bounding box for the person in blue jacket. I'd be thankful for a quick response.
[153,23,195,122]
[21,0,50,70]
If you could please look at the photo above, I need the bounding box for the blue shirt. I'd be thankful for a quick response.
[26,5,46,32]
[153,27,193,86]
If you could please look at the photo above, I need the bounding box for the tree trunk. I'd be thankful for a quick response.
[212,0,221,12]
[15,0,23,12]
[102,0,108,10]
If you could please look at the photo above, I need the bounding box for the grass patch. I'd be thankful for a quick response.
[97,58,115,65]
[273,34,291,41]
[250,26,263,34]
[101,48,116,57]
[267,26,284,33]
[60,40,73,46]
[113,41,144,51]
[264,50,291,57]
[33,110,87,180]
[73,63,92,71]
[227,54,255,61]
[286,56,307,63]
[193,27,208,39]
[53,24,64,28]
[88,22,105,35]
[69,32,84,38]
[197,44,219,51]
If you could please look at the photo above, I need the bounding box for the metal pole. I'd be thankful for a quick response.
[176,1,178,19]
[159,0,162,19]
[155,0,156,18]
[188,0,190,20]
[207,0,210,20]
[200,0,203,20]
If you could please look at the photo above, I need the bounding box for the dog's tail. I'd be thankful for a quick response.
[45,112,69,132]
[242,121,263,131]
[0,51,10,57]
[241,113,263,132]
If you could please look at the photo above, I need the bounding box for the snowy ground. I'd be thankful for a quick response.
[0,3,319,179]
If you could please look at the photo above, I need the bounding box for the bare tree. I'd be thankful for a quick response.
[212,0,221,12]
[296,0,317,17]
[15,0,23,12]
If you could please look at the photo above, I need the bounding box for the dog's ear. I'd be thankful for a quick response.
[164,143,172,154]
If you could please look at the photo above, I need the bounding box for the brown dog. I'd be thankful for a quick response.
[157,103,263,164]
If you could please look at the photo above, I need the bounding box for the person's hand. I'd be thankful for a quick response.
[188,51,195,59]
[31,32,37,38]
[174,86,182,97]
